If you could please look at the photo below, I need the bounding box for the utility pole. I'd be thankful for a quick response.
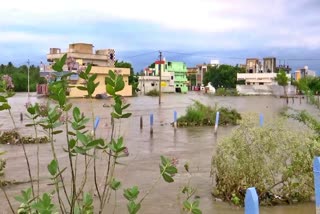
[27,59,30,100]
[158,51,162,105]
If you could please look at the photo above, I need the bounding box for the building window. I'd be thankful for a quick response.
[151,83,155,86]
[171,76,173,80]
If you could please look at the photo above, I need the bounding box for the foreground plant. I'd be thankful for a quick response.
[211,113,318,206]
[2,54,179,214]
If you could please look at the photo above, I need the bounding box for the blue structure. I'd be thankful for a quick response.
[245,187,259,214]
[314,157,320,214]
[259,113,264,127]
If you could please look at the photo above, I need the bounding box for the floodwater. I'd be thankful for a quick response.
[0,92,316,213]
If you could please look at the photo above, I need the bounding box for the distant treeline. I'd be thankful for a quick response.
[0,62,45,92]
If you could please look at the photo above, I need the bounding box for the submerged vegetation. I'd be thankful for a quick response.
[211,114,318,206]
[177,100,241,127]
[145,88,159,96]
[214,88,239,96]
[0,130,48,144]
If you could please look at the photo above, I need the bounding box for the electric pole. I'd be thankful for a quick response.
[159,51,162,105]
[27,59,30,100]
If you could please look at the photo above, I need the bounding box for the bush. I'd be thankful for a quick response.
[0,130,48,144]
[211,114,318,206]
[215,88,239,96]
[146,89,159,96]
[177,101,241,126]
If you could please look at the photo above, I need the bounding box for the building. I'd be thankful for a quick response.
[187,60,220,88]
[39,43,132,97]
[263,57,276,73]
[246,58,261,73]
[163,61,188,93]
[138,72,175,94]
[237,57,291,85]
[294,66,316,81]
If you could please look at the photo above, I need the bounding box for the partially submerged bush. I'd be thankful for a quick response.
[0,151,5,176]
[177,101,241,126]
[215,88,239,96]
[0,130,48,144]
[211,114,319,206]
[145,88,159,96]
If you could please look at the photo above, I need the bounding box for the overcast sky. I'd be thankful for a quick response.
[1,0,320,72]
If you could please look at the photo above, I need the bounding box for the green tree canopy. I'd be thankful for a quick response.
[275,69,289,96]
[0,63,42,92]
[203,65,245,89]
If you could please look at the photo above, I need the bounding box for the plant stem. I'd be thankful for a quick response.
[48,129,67,214]
[91,98,102,203]
[1,187,15,214]
[65,111,76,213]
[32,118,40,199]
[113,191,117,214]
[8,109,34,198]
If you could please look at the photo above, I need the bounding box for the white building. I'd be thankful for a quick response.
[138,72,175,94]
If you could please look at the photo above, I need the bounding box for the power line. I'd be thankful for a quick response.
[120,51,158,59]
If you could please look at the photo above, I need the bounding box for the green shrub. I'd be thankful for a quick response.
[211,114,318,206]
[177,101,241,126]
[215,88,239,96]
[146,89,159,96]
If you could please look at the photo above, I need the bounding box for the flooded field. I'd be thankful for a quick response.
[0,92,316,213]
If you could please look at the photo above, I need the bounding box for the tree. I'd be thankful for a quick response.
[275,69,289,97]
[114,60,139,95]
[203,65,245,89]
[0,62,41,92]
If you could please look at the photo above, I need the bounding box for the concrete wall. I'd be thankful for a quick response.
[237,85,297,96]
[138,76,175,94]
[69,43,93,54]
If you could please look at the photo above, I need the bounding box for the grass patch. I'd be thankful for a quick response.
[146,89,159,96]
[177,100,241,127]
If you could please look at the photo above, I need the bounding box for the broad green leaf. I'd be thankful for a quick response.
[73,107,81,122]
[0,96,7,102]
[77,132,88,145]
[27,107,36,115]
[183,200,192,210]
[192,208,202,214]
[89,73,97,82]
[162,173,174,183]
[87,80,95,95]
[122,103,130,110]
[64,103,73,111]
[68,139,76,149]
[114,76,125,92]
[160,156,169,166]
[106,84,115,96]
[105,77,115,87]
[165,166,177,175]
[127,201,141,214]
[77,86,87,91]
[111,178,122,191]
[121,113,132,118]
[109,70,116,80]
[86,139,101,148]
[85,64,92,74]
[111,112,121,119]
[48,159,58,176]
[52,130,63,135]
[114,102,122,115]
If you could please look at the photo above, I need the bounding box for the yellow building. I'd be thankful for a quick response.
[43,43,132,97]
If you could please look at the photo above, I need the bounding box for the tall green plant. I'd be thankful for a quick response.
[4,54,179,214]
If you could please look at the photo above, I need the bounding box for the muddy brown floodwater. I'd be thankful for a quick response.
[0,92,316,213]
